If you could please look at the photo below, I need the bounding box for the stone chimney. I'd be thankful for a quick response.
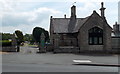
[64,14,66,18]
[68,5,77,32]
[50,16,53,19]
[71,5,76,18]
[100,2,106,19]
[113,22,120,32]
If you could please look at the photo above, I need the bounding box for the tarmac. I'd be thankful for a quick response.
[2,50,120,67]
[72,53,120,67]
[2,46,120,72]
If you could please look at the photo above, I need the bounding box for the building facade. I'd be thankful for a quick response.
[50,2,119,53]
[112,22,120,52]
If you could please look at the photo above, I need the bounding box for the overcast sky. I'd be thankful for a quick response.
[0,0,119,34]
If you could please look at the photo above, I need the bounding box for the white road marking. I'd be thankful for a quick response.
[73,60,92,63]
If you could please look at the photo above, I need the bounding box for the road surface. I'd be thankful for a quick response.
[2,45,119,72]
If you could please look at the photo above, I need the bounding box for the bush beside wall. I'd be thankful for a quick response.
[0,40,12,46]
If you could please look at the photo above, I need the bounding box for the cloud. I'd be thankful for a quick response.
[2,7,62,34]
[2,24,37,34]
[1,0,119,2]
[1,0,63,34]
[0,0,16,12]
[77,2,99,17]
[76,2,118,27]
[1,0,118,34]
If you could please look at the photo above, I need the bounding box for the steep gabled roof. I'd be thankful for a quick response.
[73,17,89,32]
[52,18,70,33]
[51,17,89,33]
[51,11,112,34]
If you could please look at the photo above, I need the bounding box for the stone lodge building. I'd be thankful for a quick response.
[49,2,120,53]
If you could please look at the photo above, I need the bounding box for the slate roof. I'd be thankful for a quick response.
[51,17,89,33]
[52,18,70,33]
[73,17,89,32]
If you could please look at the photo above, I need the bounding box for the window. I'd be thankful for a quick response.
[88,27,103,45]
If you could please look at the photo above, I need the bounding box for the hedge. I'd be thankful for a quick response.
[0,40,12,46]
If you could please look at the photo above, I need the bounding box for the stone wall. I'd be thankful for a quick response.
[78,11,112,52]
[89,45,103,51]
[57,34,78,46]
[59,38,77,46]
[78,12,103,51]
[1,34,18,52]
[53,46,79,53]
[46,44,54,52]
[111,37,120,53]
[2,46,17,52]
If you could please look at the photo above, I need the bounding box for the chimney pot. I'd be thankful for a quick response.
[64,14,66,18]
[50,16,53,19]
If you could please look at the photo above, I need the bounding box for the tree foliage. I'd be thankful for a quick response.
[24,34,31,41]
[24,34,35,44]
[44,30,49,42]
[32,27,49,43]
[15,30,24,45]
[1,33,12,40]
[0,40,12,46]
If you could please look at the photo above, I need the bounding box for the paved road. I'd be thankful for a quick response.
[2,45,119,72]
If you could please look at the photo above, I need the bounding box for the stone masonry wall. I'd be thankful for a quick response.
[78,11,112,52]
[111,37,120,52]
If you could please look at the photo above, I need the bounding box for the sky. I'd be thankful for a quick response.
[118,1,120,24]
[0,0,119,34]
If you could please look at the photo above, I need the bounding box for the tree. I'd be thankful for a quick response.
[15,30,24,52]
[32,27,49,43]
[15,30,24,45]
[24,34,30,41]
[1,33,12,40]
[44,30,49,43]
[33,27,43,43]
[24,34,35,44]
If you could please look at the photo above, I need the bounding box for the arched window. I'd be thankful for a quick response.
[88,27,103,45]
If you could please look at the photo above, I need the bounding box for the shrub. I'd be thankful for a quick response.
[0,40,12,46]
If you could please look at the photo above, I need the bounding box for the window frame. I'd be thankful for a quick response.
[88,27,103,45]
